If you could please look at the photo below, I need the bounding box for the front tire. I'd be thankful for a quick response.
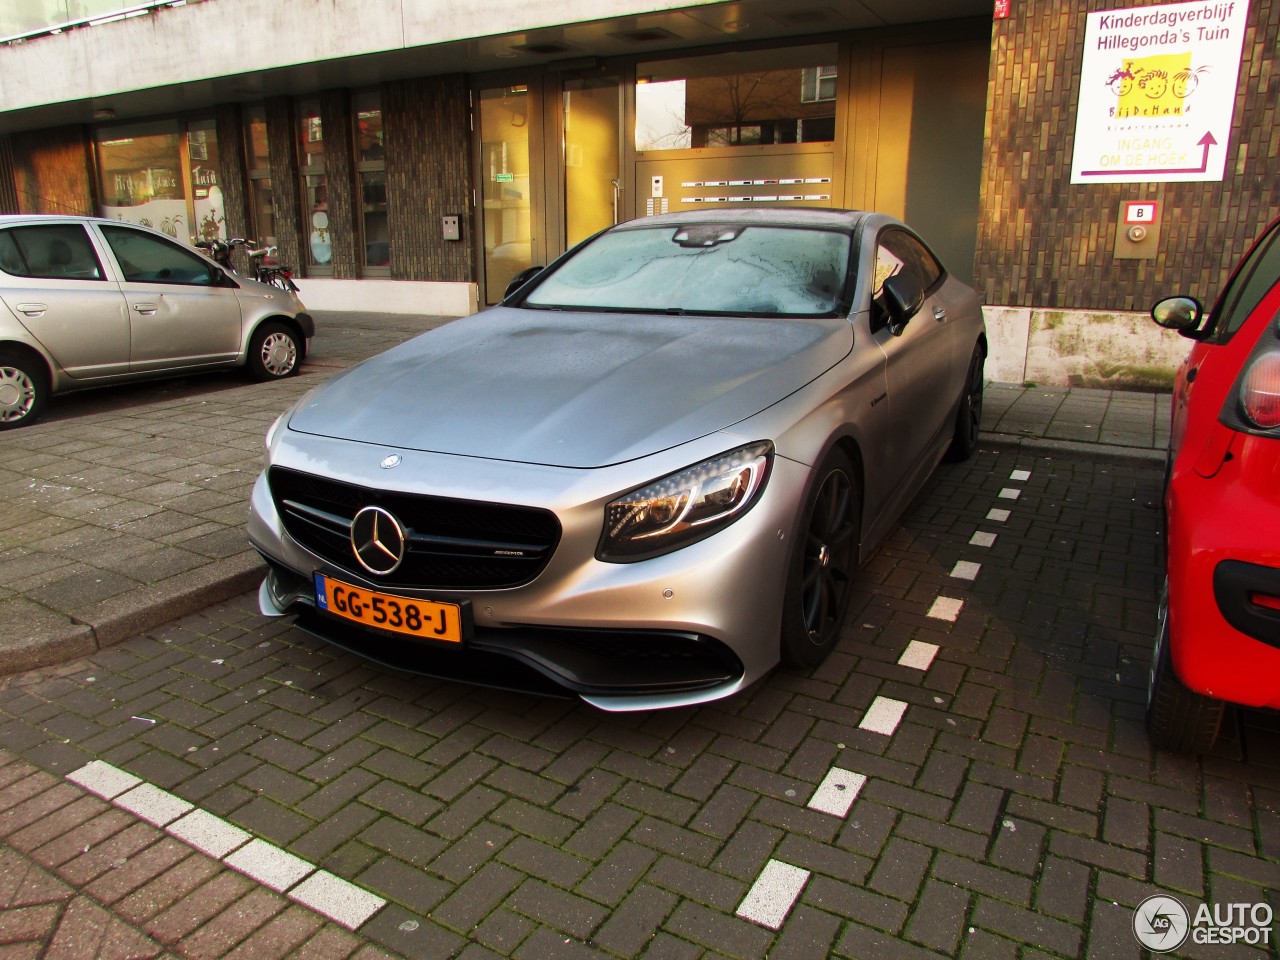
[0,350,47,429]
[946,343,984,461]
[1146,579,1225,753]
[247,321,302,381]
[781,449,861,668]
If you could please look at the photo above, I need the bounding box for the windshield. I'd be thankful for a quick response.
[523,224,851,317]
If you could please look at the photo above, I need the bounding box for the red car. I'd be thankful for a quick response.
[1149,216,1280,752]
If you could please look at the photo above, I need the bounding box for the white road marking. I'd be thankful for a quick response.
[224,838,315,893]
[65,762,386,930]
[970,531,997,547]
[736,859,811,930]
[950,560,981,580]
[998,487,1021,500]
[898,640,940,671]
[808,768,867,817]
[290,871,387,930]
[114,784,193,827]
[1009,469,1032,481]
[860,696,908,735]
[987,508,1011,522]
[168,809,252,859]
[67,760,140,799]
[927,596,964,622]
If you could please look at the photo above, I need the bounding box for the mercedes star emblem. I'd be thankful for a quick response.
[350,506,406,575]
[380,454,402,469]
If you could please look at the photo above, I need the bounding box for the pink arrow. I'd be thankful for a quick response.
[1080,130,1218,177]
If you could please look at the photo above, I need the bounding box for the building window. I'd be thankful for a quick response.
[187,118,225,242]
[94,121,187,238]
[297,99,331,272]
[243,104,276,249]
[636,45,838,151]
[800,65,838,104]
[354,91,388,272]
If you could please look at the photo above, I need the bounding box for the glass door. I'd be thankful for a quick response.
[477,84,536,303]
[562,77,622,249]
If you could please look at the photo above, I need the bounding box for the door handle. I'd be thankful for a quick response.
[933,306,947,321]
[133,303,158,316]
[16,303,47,317]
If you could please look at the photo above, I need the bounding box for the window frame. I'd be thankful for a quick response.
[0,223,106,281]
[100,224,223,286]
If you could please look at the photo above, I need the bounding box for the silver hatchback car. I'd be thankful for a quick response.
[0,215,314,428]
[249,209,985,711]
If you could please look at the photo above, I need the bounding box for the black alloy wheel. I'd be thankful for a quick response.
[947,343,985,461]
[781,448,861,667]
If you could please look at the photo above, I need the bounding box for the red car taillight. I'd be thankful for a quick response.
[1219,309,1280,438]
[1239,352,1280,429]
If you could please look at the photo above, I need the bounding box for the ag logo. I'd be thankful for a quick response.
[1133,895,1190,952]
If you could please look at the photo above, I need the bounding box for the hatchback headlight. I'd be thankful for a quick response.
[598,442,773,561]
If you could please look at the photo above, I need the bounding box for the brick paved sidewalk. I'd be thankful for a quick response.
[0,749,399,960]
[1,447,1276,960]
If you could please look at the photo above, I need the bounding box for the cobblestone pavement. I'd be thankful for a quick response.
[0,312,449,670]
[1,449,1277,958]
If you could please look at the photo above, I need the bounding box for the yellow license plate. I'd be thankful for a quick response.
[314,574,463,643]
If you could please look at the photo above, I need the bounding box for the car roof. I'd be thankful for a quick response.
[0,214,125,226]
[613,207,881,232]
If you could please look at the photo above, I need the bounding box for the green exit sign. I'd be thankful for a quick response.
[495,173,514,182]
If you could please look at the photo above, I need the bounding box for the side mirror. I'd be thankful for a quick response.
[881,271,924,335]
[1152,296,1203,335]
[504,266,544,301]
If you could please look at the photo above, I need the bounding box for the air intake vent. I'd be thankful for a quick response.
[512,41,574,55]
[609,27,680,44]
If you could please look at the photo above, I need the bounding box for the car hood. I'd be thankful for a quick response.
[287,307,852,468]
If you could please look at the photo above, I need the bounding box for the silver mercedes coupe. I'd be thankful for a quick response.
[247,209,985,710]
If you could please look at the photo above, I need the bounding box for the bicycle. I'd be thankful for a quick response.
[195,237,300,293]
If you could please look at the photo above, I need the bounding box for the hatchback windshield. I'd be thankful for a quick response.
[524,224,851,317]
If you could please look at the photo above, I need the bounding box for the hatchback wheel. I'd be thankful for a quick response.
[0,351,47,429]
[247,321,301,380]
[781,449,861,667]
[1146,579,1225,753]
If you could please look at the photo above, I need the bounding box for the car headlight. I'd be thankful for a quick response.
[598,441,773,562]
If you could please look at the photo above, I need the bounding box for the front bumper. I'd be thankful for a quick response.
[259,561,745,709]
[246,431,810,710]
[1166,442,1280,709]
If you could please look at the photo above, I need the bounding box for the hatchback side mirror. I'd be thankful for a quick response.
[1152,296,1206,339]
[882,271,924,336]
[504,266,544,301]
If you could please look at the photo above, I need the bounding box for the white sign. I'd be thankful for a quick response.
[1070,0,1249,183]
[1123,201,1159,222]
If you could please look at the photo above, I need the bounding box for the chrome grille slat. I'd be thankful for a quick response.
[269,466,561,589]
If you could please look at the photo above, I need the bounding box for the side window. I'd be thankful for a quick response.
[1209,226,1280,343]
[879,229,943,293]
[872,243,907,300]
[101,226,218,286]
[0,224,104,281]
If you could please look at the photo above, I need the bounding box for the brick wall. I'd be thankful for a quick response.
[214,104,251,252]
[977,0,1280,311]
[0,137,17,214]
[383,74,473,284]
[320,89,359,279]
[265,97,303,279]
[10,127,95,216]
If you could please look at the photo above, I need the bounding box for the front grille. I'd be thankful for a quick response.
[269,466,561,589]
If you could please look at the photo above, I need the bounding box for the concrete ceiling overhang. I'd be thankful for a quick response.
[0,0,990,135]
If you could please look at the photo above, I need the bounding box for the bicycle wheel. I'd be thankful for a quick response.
[267,271,298,293]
